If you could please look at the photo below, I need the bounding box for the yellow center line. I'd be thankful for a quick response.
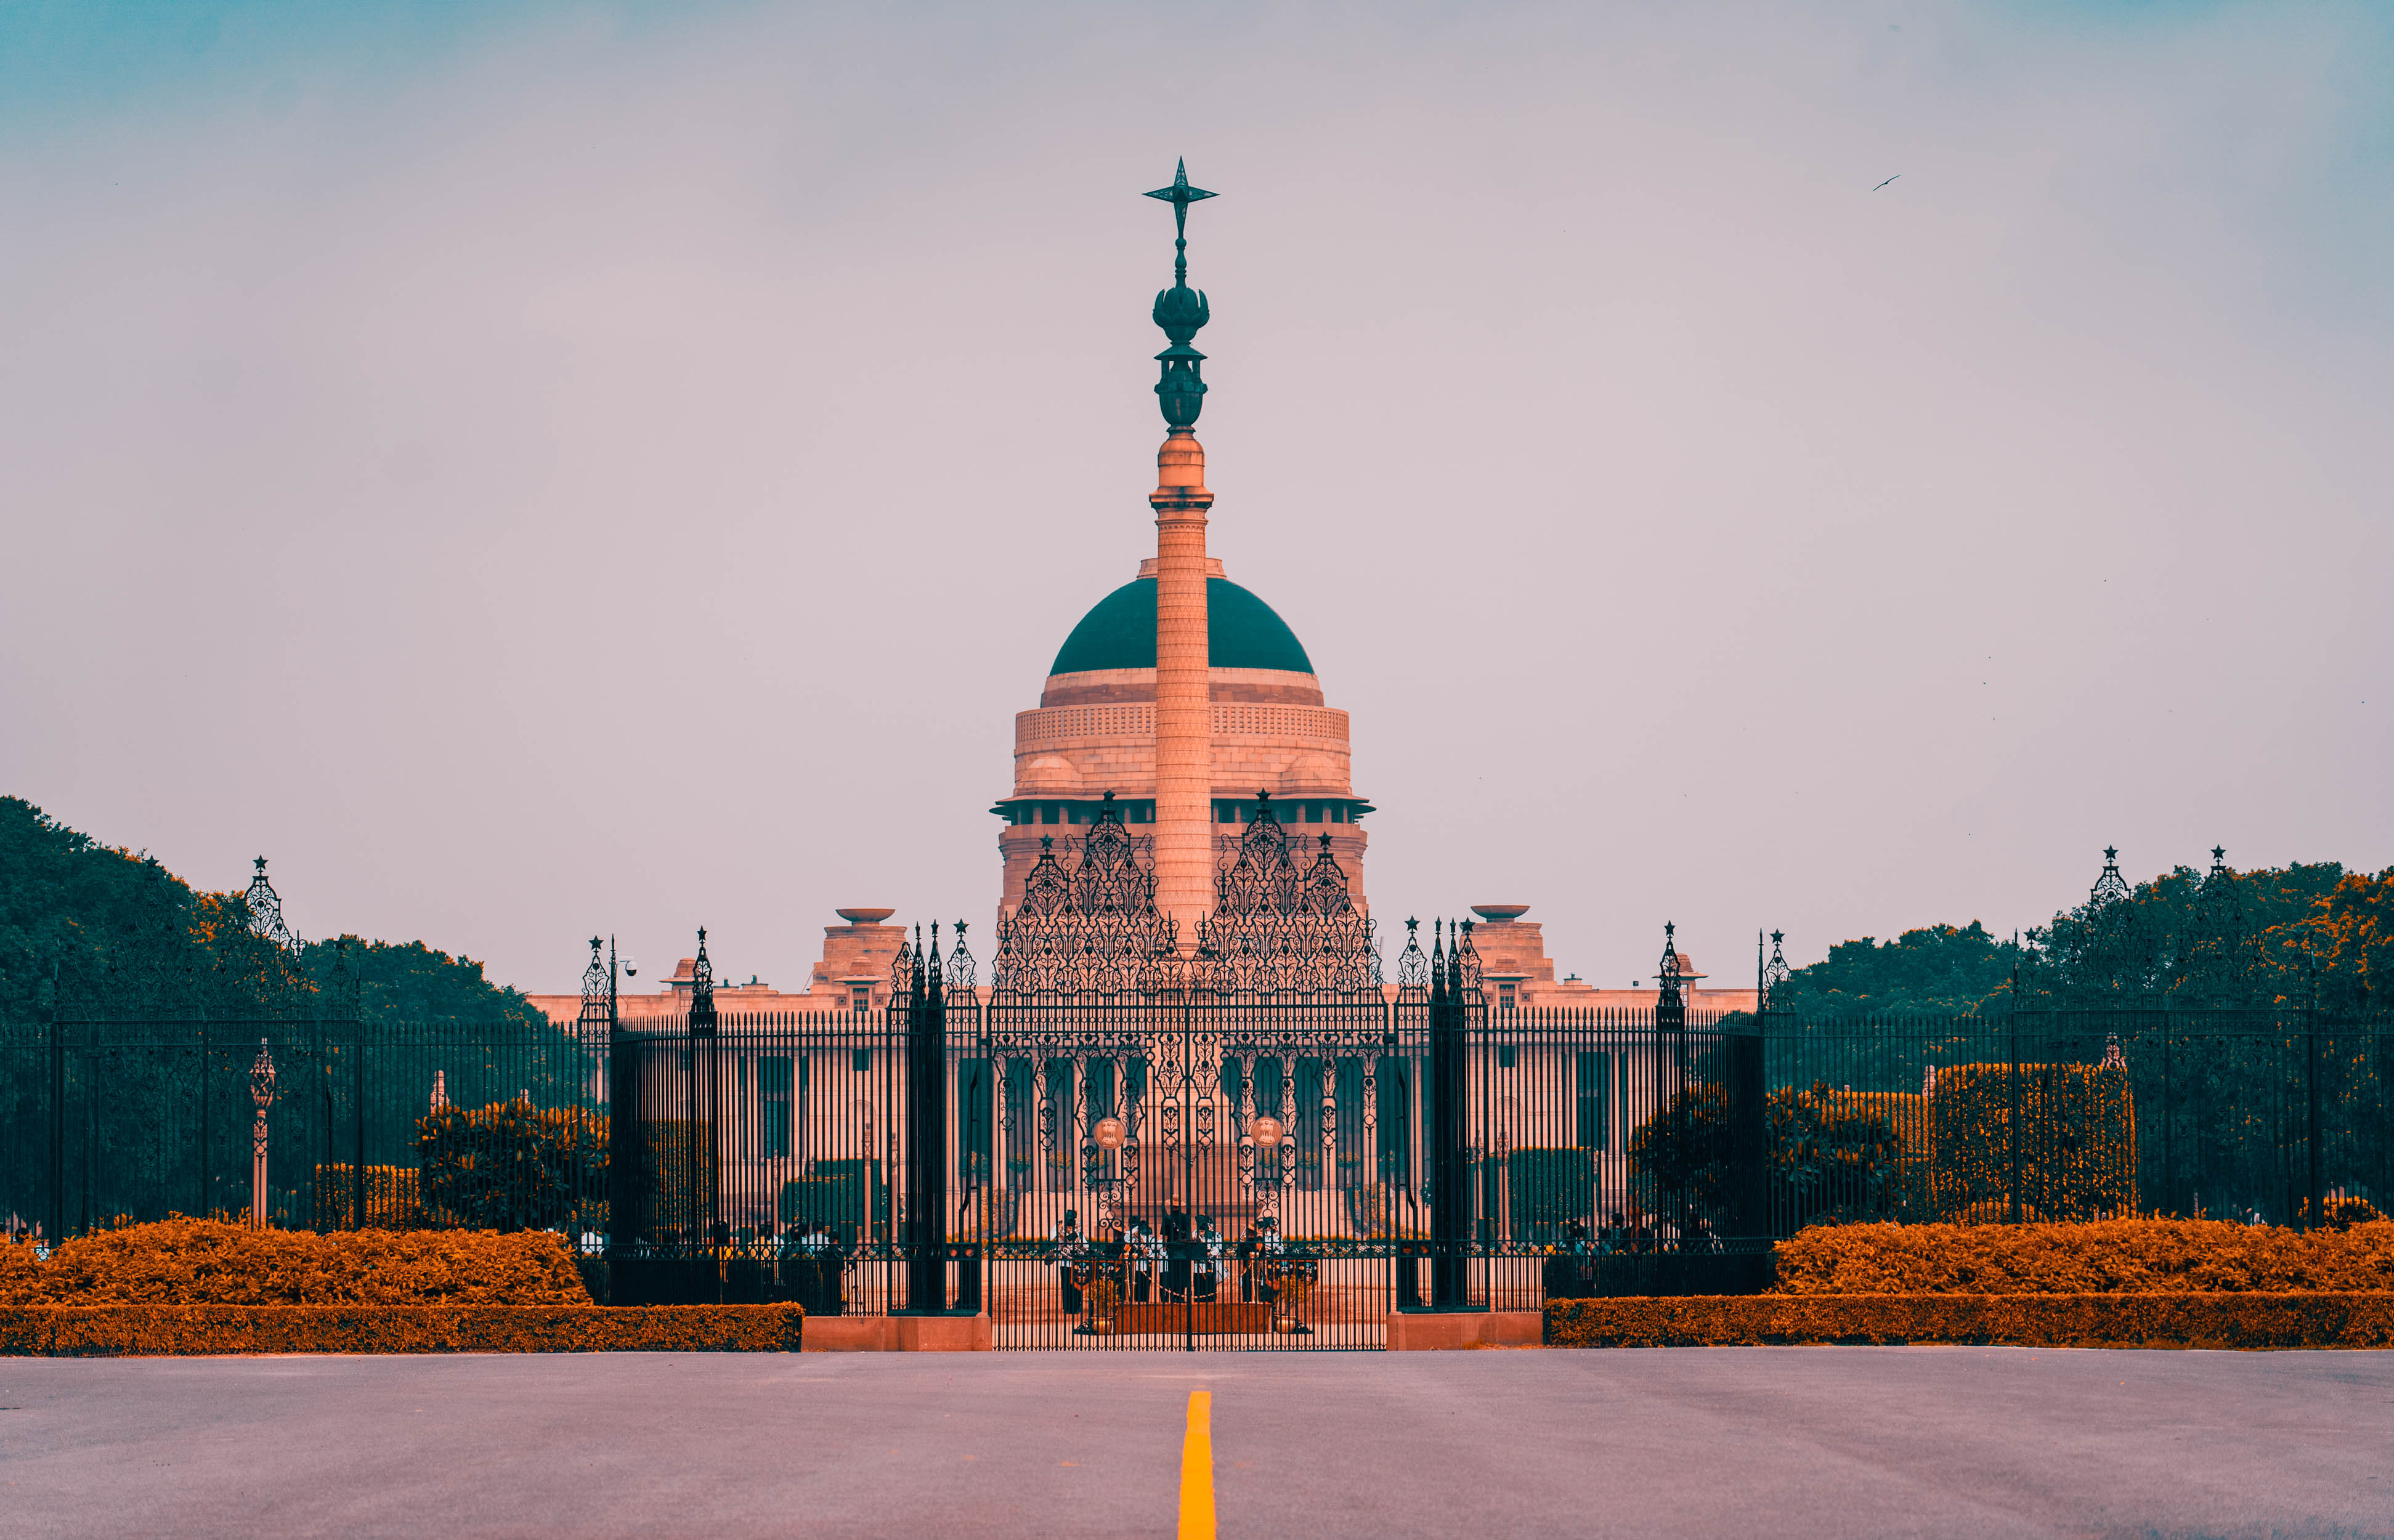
[1178,1388,1216,1540]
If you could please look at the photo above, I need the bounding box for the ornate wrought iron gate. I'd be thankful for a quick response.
[603,801,1766,1349]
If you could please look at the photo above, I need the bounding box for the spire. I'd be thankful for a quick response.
[1143,161,1220,939]
[689,925,716,1032]
[2090,846,2131,907]
[1145,158,1217,428]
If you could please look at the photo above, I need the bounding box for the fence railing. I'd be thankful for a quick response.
[6,1007,2384,1325]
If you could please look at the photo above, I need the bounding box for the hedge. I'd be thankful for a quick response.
[1928,1062,2135,1222]
[0,1218,593,1307]
[1774,1219,2394,1295]
[311,1165,423,1231]
[417,1100,606,1233]
[1545,1293,2394,1348]
[0,1304,801,1356]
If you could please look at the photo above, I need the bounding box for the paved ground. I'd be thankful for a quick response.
[4,1348,2391,1539]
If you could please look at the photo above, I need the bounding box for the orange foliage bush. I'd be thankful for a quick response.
[1,1303,801,1356]
[1928,1063,2136,1222]
[1773,1218,2394,1295]
[0,1218,591,1307]
[1545,1292,2394,1348]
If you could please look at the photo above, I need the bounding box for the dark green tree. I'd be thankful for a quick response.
[1770,922,2025,1018]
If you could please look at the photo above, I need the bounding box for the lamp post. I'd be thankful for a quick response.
[248,1039,277,1229]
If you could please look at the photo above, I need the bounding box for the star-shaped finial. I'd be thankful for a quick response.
[1143,158,1218,283]
[1143,158,1217,225]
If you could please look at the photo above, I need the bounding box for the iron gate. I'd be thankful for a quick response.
[602,803,1767,1349]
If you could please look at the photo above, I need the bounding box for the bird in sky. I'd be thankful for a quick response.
[1873,174,1901,191]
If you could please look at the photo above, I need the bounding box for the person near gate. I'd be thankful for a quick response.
[1161,1204,1192,1298]
[1191,1215,1223,1303]
[1251,1215,1313,1334]
[1050,1208,1090,1322]
[1543,1218,1602,1301]
[1127,1216,1167,1302]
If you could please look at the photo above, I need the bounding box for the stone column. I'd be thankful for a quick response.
[1150,427,1214,936]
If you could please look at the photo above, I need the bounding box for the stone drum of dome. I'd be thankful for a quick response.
[991,555,1374,923]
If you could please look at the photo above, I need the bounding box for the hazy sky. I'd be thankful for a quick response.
[3,1,2388,997]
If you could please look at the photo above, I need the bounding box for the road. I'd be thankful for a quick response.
[4,1347,2390,1538]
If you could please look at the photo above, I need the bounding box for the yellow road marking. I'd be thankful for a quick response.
[1178,1390,1215,1540]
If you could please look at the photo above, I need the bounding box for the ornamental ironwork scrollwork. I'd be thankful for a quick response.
[1196,793,1380,999]
[689,926,716,1034]
[244,857,299,954]
[1655,922,1685,1030]
[1762,929,1792,1013]
[1395,918,1430,1001]
[2175,846,2258,1006]
[990,793,1182,1001]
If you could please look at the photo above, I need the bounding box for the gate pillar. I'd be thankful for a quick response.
[1429,922,1474,1310]
[902,925,951,1313]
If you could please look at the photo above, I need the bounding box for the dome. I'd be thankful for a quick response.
[1018,755,1080,790]
[1050,577,1314,676]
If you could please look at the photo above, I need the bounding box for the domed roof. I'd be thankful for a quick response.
[1050,577,1315,676]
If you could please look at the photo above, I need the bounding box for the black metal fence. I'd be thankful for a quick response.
[0,1017,598,1242]
[1757,1008,2393,1231]
[6,1001,2385,1350]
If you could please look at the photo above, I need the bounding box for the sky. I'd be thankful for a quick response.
[2,0,2388,997]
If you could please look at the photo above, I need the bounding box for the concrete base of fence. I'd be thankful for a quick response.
[802,1313,992,1352]
[0,1305,804,1356]
[1544,1293,2394,1350]
[1386,1310,1544,1350]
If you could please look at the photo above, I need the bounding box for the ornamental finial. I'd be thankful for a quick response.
[1144,158,1217,428]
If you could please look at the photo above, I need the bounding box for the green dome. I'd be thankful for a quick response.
[1050,577,1315,676]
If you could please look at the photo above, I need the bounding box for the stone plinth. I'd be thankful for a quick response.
[801,1314,993,1352]
[1385,1311,1544,1350]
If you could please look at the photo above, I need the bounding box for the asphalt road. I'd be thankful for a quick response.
[4,1348,2390,1539]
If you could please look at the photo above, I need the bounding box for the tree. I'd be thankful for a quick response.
[301,936,546,1029]
[1628,1080,1909,1234]
[1770,923,2024,1018]
[2031,857,2350,1007]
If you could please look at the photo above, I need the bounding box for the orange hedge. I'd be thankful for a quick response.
[0,1304,801,1356]
[311,1165,423,1231]
[0,1218,591,1307]
[1545,1293,2394,1348]
[1773,1219,2394,1295]
[1929,1062,2137,1222]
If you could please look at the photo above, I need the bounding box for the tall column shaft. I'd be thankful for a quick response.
[1150,427,1214,936]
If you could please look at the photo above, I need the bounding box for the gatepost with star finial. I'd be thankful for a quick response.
[1143,159,1220,938]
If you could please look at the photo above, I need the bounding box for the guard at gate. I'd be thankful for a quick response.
[1190,1216,1223,1302]
[1050,1209,1090,1319]
[1543,1218,1602,1301]
[1162,1205,1192,1297]
[1129,1217,1167,1302]
[1252,1216,1314,1334]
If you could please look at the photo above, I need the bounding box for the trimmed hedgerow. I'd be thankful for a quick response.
[1928,1063,2136,1222]
[1544,1292,2394,1349]
[417,1100,606,1233]
[1,1303,801,1356]
[1772,1219,2394,1296]
[310,1165,423,1231]
[0,1218,591,1307]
